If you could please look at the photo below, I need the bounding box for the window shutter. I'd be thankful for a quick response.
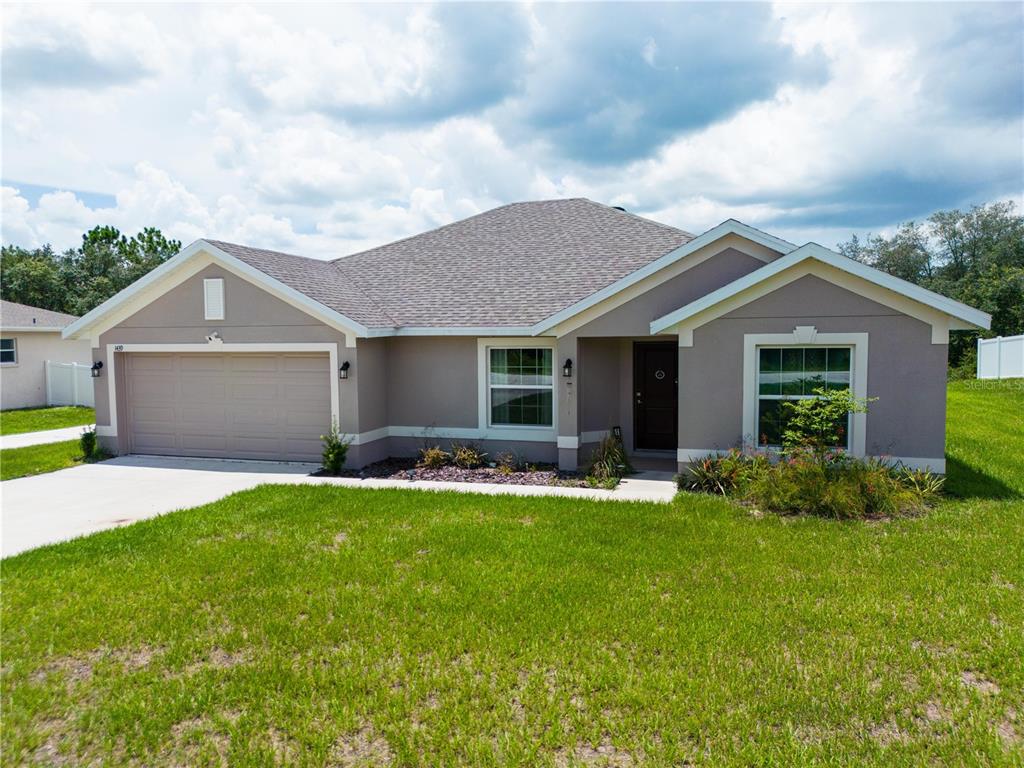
[204,278,225,320]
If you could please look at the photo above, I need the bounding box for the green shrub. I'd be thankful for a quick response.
[586,435,633,482]
[417,445,451,469]
[320,421,351,475]
[451,442,487,469]
[683,449,939,519]
[683,448,769,495]
[79,427,97,459]
[781,387,875,458]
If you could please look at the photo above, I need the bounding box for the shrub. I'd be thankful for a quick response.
[417,445,451,469]
[80,427,98,459]
[781,387,875,458]
[320,421,351,475]
[682,448,940,519]
[683,448,770,495]
[587,435,633,482]
[495,450,525,473]
[451,442,487,469]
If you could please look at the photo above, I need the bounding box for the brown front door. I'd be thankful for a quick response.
[633,342,678,450]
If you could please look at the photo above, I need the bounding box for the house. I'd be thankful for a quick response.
[62,199,989,474]
[1,300,93,410]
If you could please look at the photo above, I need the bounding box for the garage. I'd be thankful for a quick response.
[123,352,332,462]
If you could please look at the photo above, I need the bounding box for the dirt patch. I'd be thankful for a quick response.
[555,737,641,767]
[961,670,1000,694]
[870,721,909,746]
[184,647,251,675]
[998,708,1021,747]
[519,516,535,526]
[921,699,951,724]
[328,725,394,767]
[32,644,163,687]
[327,532,349,552]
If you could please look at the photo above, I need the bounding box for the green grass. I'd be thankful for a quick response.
[0,406,94,435]
[2,384,1022,766]
[0,439,88,481]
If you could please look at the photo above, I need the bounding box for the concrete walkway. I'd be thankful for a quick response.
[0,425,93,450]
[1,455,677,558]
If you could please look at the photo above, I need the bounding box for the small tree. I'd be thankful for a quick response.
[321,420,351,475]
[781,388,875,460]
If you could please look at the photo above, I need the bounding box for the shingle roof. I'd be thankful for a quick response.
[210,198,694,329]
[0,300,79,329]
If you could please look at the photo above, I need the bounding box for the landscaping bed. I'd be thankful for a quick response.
[314,456,593,487]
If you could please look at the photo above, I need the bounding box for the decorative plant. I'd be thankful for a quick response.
[586,434,633,482]
[417,445,451,469]
[451,443,487,469]
[320,420,351,475]
[80,427,98,459]
[781,387,876,459]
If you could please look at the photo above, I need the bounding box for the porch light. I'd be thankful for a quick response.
[339,361,351,380]
[562,358,573,378]
[90,361,103,378]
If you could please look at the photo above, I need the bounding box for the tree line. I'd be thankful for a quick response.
[2,202,1021,373]
[837,201,1023,373]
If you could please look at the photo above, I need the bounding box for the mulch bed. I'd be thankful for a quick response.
[312,457,594,487]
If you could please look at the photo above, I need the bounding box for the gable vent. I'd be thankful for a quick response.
[204,278,225,321]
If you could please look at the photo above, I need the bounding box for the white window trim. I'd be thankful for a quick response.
[476,338,558,442]
[97,342,339,439]
[204,277,225,321]
[742,328,868,457]
[0,338,17,366]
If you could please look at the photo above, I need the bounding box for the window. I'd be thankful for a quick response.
[488,348,553,426]
[756,346,851,447]
[0,338,16,365]
[204,278,225,321]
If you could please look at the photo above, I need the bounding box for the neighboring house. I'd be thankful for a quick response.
[1,300,93,410]
[63,199,990,473]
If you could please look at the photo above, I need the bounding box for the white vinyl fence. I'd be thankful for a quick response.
[45,361,95,407]
[977,335,1024,380]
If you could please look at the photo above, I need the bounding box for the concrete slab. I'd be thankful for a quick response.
[0,425,93,450]
[1,455,677,558]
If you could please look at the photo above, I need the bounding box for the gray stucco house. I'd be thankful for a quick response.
[64,199,990,474]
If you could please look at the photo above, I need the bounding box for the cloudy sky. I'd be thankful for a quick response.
[2,2,1022,259]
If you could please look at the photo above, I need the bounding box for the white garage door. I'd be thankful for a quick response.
[124,352,331,462]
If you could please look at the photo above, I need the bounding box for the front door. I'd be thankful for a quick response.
[633,342,678,450]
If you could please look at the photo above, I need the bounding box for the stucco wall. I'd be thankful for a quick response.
[679,274,948,460]
[0,332,92,410]
[568,247,766,338]
[385,337,478,428]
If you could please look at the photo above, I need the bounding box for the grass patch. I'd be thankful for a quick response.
[0,405,94,435]
[0,439,89,481]
[1,385,1022,765]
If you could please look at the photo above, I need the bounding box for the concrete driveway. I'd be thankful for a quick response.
[1,455,676,558]
[1,456,317,558]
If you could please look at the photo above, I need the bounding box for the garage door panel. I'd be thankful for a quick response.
[126,352,331,462]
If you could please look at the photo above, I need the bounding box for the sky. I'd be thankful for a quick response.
[2,2,1022,259]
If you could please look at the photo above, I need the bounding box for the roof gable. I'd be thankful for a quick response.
[650,242,992,341]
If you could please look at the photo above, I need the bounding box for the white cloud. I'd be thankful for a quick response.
[1,2,1019,257]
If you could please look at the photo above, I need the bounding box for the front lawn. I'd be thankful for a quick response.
[0,405,94,435]
[1,383,1022,766]
[0,439,88,481]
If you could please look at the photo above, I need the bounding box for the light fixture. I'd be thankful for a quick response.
[339,361,351,380]
[90,361,104,378]
[562,358,573,378]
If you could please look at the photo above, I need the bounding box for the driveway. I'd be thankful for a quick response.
[1,455,676,558]
[0,425,93,450]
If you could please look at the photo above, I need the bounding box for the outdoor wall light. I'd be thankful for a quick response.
[562,358,573,378]
[90,360,104,378]
[339,361,351,380]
